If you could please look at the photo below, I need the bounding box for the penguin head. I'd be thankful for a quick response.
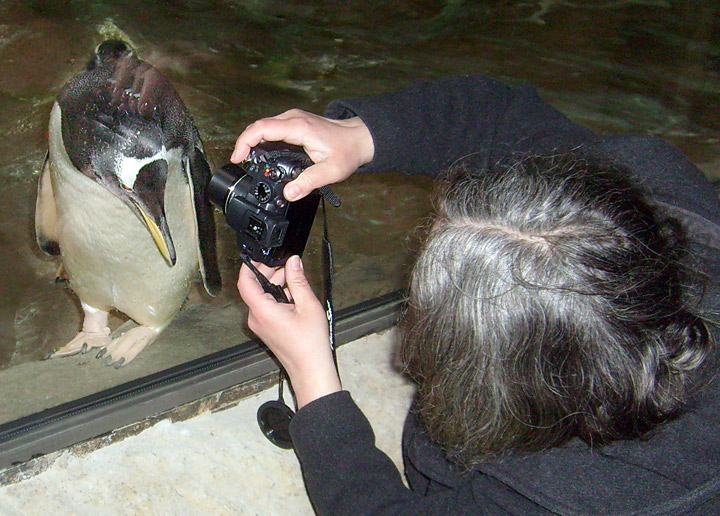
[74,111,178,266]
[109,157,177,267]
[83,112,178,267]
[58,43,182,268]
[87,40,132,70]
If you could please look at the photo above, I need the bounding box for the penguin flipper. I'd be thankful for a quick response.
[186,147,222,297]
[35,152,61,256]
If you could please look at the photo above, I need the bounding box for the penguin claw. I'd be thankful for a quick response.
[101,354,113,366]
[114,358,125,369]
[54,264,69,284]
[53,331,111,358]
[96,348,107,359]
[43,350,55,360]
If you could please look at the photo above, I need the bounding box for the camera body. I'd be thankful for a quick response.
[209,145,320,267]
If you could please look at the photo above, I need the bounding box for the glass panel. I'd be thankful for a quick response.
[0,1,718,426]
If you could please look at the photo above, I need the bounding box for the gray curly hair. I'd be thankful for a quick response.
[400,154,712,467]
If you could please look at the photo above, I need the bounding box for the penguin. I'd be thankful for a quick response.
[35,40,221,367]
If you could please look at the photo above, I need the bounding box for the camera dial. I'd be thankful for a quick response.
[254,182,272,203]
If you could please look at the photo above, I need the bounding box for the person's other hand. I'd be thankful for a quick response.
[237,255,341,408]
[231,109,375,201]
[110,54,173,118]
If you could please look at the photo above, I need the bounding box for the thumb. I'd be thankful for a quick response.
[284,256,318,307]
[284,162,334,202]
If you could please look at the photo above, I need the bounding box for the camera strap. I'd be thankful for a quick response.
[257,187,340,450]
[239,254,290,304]
[321,196,337,352]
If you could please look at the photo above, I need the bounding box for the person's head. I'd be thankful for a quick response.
[400,154,712,468]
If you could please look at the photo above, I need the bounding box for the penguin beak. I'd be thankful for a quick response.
[133,200,176,266]
[118,159,177,266]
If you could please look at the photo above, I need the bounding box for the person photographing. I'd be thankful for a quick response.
[235,74,720,515]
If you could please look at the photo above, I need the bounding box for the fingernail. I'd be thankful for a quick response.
[285,183,300,201]
[290,255,303,271]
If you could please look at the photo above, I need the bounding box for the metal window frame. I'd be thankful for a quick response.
[0,290,405,470]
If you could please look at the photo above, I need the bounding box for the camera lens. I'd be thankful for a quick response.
[208,163,245,210]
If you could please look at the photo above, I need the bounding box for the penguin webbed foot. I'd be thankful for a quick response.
[96,326,159,368]
[53,330,112,358]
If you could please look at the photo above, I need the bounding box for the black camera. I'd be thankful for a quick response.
[209,144,320,267]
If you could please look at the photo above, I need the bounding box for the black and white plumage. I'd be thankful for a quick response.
[35,40,221,367]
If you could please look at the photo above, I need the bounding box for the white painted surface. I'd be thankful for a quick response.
[0,329,415,516]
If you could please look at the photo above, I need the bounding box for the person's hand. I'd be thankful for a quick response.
[109,54,174,118]
[237,255,341,408]
[231,109,375,201]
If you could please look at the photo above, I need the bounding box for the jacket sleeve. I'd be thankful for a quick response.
[324,74,597,177]
[596,134,720,227]
[325,73,720,229]
[289,391,462,515]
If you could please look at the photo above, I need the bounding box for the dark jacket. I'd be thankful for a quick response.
[289,75,720,515]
